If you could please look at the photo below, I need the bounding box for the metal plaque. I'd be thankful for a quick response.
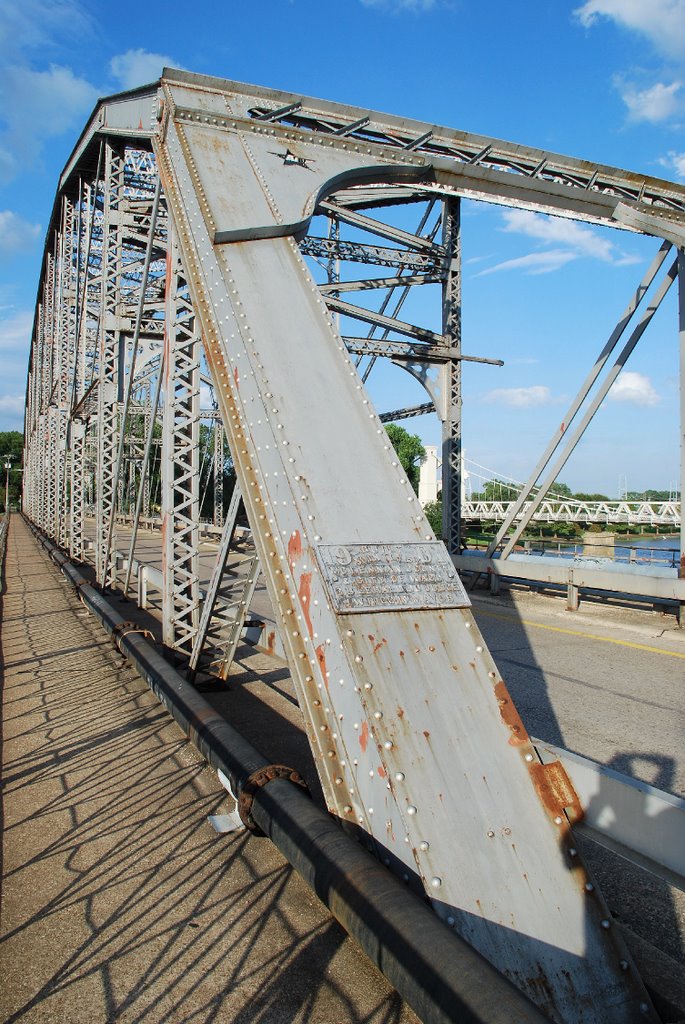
[316,542,471,613]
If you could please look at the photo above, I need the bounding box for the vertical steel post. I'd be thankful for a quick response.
[441,197,462,554]
[161,231,200,652]
[678,250,685,602]
[213,419,224,527]
[95,143,123,587]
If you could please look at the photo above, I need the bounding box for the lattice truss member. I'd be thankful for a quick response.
[22,70,685,1024]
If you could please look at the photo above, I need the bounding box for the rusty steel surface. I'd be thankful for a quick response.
[21,67,685,1022]
[151,72,661,1021]
[238,765,310,833]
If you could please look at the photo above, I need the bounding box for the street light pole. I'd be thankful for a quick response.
[4,457,12,512]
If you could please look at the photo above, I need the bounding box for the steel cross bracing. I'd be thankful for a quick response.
[21,68,685,1023]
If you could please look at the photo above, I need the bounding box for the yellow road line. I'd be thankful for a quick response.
[476,607,685,659]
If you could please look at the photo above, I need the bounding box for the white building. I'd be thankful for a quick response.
[418,446,470,507]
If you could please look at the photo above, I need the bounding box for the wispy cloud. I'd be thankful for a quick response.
[483,386,556,408]
[616,78,682,122]
[476,250,578,277]
[659,150,685,177]
[0,308,33,352]
[360,0,437,11]
[0,0,92,61]
[476,210,640,276]
[608,371,660,405]
[109,49,181,91]
[575,2,685,126]
[0,64,98,183]
[575,0,685,60]
[0,394,25,415]
[0,210,41,258]
[502,210,617,259]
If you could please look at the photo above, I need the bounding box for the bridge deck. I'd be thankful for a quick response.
[0,515,418,1024]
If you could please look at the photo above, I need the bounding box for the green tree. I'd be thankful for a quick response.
[0,431,23,511]
[549,481,572,498]
[423,498,442,537]
[482,478,519,502]
[385,423,426,493]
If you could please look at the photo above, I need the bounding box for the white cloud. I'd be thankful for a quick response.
[0,64,98,183]
[659,150,685,177]
[109,49,180,91]
[608,371,660,405]
[0,0,91,61]
[0,309,33,352]
[360,0,437,10]
[483,386,555,408]
[502,210,616,260]
[0,211,41,258]
[618,79,682,122]
[0,395,25,415]
[1,64,99,137]
[575,0,685,59]
[476,250,578,277]
[477,210,641,276]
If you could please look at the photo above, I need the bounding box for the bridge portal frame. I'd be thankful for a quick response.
[20,69,685,1023]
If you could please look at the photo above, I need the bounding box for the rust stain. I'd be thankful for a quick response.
[423,730,430,740]
[359,721,369,752]
[234,366,239,388]
[377,765,386,778]
[315,644,328,688]
[399,650,405,658]
[528,760,584,824]
[298,572,313,635]
[396,706,405,719]
[494,681,529,746]
[267,630,275,654]
[372,638,387,655]
[288,530,303,569]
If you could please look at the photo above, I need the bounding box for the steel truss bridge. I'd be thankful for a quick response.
[462,498,681,527]
[20,69,685,1023]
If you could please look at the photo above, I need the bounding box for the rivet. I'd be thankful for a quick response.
[601,919,611,929]
[384,740,393,750]
[475,645,483,653]
[334,777,343,785]
[364,682,373,691]
[355,655,363,663]
[395,772,405,782]
[374,711,383,720]
[407,805,417,816]
[554,815,564,825]
[619,960,629,971]
[430,877,442,889]
[585,882,594,893]
[447,916,455,926]
[525,753,534,762]
[487,830,495,838]
[419,840,429,851]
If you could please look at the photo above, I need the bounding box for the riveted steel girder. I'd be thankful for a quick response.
[151,71,665,1023]
[23,67,685,1024]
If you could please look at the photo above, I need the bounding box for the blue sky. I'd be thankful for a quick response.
[1,0,684,495]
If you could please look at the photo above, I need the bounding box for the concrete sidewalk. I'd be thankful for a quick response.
[0,515,418,1024]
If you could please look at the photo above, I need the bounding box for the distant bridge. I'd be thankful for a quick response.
[461,499,681,528]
